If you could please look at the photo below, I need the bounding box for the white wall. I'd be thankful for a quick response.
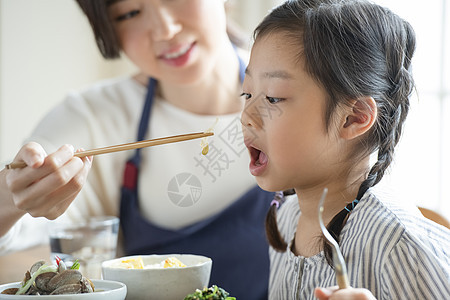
[227,0,281,37]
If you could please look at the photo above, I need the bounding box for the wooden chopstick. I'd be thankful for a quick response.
[5,131,213,170]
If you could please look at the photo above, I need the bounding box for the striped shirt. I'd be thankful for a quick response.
[269,191,450,300]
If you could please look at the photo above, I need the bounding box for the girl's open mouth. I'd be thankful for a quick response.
[248,146,268,176]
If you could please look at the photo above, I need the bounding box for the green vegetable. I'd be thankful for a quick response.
[183,285,236,300]
[16,264,57,295]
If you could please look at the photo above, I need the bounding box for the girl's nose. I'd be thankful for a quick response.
[241,100,263,130]
[149,8,182,41]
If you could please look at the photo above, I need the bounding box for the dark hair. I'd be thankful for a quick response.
[75,0,248,59]
[258,0,416,265]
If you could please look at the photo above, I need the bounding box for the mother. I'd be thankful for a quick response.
[0,1,273,298]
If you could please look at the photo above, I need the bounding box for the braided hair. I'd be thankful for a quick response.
[256,0,416,265]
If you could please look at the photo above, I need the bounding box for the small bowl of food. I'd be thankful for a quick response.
[0,259,126,299]
[101,254,212,300]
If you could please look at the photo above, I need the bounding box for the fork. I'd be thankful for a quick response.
[318,188,350,289]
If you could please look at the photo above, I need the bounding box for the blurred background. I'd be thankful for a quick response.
[0,0,448,219]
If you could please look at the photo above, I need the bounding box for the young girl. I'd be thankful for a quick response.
[0,1,273,298]
[241,0,450,299]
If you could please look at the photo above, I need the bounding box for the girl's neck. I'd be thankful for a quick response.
[292,187,358,257]
[292,165,368,257]
[297,187,357,223]
[135,41,243,116]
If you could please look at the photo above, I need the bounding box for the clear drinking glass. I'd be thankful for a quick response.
[48,216,119,279]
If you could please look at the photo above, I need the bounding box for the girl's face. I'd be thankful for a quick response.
[241,32,346,192]
[107,0,228,85]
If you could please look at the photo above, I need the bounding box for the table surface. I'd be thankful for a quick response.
[0,245,51,284]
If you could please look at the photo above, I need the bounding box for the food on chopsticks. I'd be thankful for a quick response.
[111,256,187,269]
[201,142,210,155]
[184,285,236,300]
[6,131,214,169]
[0,258,94,295]
[200,118,218,156]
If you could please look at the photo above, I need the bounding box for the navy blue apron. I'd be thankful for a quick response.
[120,55,274,300]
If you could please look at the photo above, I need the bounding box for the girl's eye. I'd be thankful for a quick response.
[265,96,285,104]
[115,10,140,22]
[240,92,252,100]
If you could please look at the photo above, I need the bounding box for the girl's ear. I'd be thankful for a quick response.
[341,97,377,140]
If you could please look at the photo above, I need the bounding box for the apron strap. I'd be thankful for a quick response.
[122,78,156,190]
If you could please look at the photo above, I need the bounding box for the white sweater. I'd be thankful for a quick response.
[0,76,255,255]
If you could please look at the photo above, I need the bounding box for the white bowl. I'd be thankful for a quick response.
[102,254,212,300]
[0,279,126,299]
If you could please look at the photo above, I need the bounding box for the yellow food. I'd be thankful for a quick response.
[120,257,145,269]
[163,257,186,268]
[200,118,218,156]
[114,256,187,269]
[201,144,209,155]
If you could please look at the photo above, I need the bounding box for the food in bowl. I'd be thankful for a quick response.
[110,256,187,269]
[183,285,236,300]
[102,254,212,300]
[1,258,93,295]
[0,280,126,300]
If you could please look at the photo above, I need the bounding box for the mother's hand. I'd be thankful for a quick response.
[314,287,376,300]
[4,142,92,220]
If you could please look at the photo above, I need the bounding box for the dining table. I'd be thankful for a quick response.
[0,244,51,285]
